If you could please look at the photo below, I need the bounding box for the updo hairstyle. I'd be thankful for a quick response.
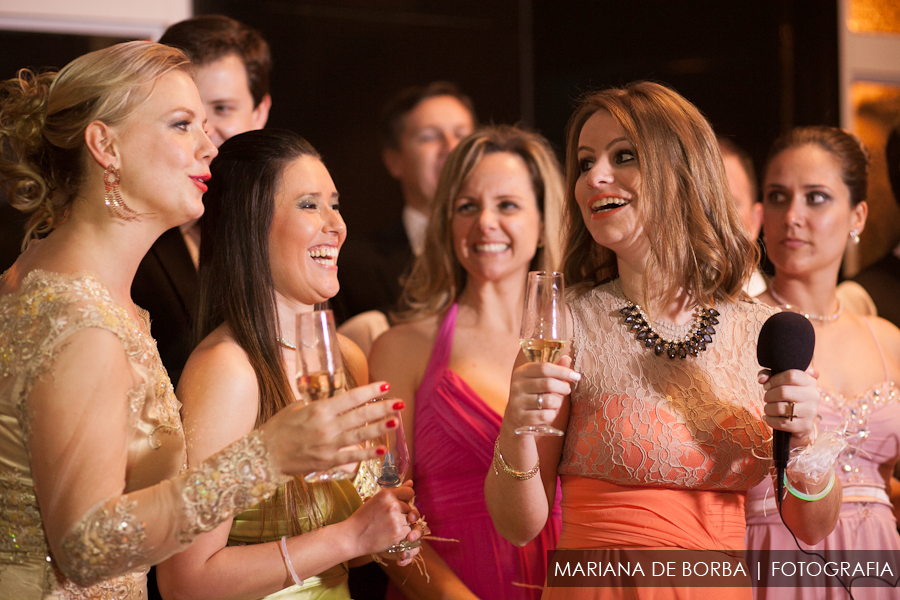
[0,41,189,243]
[764,125,870,207]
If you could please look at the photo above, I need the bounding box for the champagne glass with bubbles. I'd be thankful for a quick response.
[516,271,567,436]
[296,309,353,483]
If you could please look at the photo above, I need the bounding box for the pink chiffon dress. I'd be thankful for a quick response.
[745,317,900,600]
[386,303,562,600]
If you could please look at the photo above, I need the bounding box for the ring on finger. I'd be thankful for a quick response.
[537,395,544,410]
[784,401,794,421]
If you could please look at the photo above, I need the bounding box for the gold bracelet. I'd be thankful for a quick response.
[493,439,539,480]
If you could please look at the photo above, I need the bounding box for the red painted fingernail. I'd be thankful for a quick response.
[375,448,386,456]
[380,383,391,392]
[386,418,398,428]
[393,401,405,410]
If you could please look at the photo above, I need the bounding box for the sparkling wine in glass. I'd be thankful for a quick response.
[516,271,567,436]
[367,409,421,554]
[296,309,353,483]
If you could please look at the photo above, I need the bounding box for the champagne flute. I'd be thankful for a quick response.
[516,271,567,436]
[366,407,421,554]
[296,309,353,483]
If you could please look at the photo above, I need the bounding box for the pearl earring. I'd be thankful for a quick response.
[849,229,860,245]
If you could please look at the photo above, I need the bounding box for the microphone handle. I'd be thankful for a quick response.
[773,429,791,506]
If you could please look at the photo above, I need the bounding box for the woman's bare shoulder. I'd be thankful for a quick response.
[369,316,440,377]
[178,326,258,414]
[866,315,900,358]
[337,333,369,385]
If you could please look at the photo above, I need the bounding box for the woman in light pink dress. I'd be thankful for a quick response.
[745,126,900,599]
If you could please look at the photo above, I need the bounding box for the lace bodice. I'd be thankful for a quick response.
[0,270,289,599]
[559,279,775,491]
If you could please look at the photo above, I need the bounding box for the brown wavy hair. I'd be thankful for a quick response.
[0,41,189,246]
[561,81,757,307]
[395,124,565,321]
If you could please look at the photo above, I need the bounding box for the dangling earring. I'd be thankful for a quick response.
[104,165,148,221]
[849,229,860,245]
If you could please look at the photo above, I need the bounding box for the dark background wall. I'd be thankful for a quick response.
[0,0,839,242]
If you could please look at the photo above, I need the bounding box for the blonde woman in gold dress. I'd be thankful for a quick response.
[0,42,401,599]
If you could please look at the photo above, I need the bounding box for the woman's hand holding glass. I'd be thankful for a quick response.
[258,382,401,477]
[516,271,569,436]
[351,481,422,567]
[506,356,580,436]
[364,404,425,556]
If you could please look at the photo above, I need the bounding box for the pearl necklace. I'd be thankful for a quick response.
[769,287,842,323]
[277,337,297,350]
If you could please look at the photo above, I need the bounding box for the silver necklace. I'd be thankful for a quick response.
[769,287,842,323]
[277,337,297,350]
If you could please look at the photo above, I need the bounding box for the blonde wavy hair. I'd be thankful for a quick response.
[561,81,757,307]
[0,41,190,245]
[395,124,565,321]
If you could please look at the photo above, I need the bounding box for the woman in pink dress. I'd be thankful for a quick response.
[745,126,900,599]
[369,125,565,599]
[484,82,842,600]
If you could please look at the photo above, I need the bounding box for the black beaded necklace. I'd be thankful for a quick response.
[618,301,720,360]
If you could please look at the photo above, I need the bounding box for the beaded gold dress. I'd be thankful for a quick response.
[0,271,288,599]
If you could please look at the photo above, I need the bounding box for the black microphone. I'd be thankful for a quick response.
[756,311,815,506]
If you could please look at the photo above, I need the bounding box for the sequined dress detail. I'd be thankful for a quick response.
[0,271,289,599]
[745,317,900,600]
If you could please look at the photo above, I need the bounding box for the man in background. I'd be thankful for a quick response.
[853,122,900,327]
[132,14,272,388]
[334,82,476,326]
[718,136,766,297]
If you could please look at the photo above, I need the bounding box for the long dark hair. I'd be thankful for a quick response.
[198,128,325,534]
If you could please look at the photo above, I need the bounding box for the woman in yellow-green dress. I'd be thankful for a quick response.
[156,130,422,600]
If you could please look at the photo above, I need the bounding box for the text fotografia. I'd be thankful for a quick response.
[548,550,900,589]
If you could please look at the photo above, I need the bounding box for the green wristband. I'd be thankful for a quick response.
[783,472,835,502]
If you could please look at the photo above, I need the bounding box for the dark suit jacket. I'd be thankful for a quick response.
[131,227,198,388]
[0,199,28,273]
[853,253,900,329]
[332,219,414,324]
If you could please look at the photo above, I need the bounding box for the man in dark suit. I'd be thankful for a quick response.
[853,122,900,327]
[0,197,28,274]
[333,82,476,323]
[134,15,272,388]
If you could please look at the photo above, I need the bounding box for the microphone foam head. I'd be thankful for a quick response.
[757,311,815,373]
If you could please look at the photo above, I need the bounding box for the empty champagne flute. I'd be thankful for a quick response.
[296,309,353,483]
[366,407,421,554]
[516,271,567,436]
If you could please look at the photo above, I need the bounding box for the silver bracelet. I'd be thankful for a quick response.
[280,535,304,588]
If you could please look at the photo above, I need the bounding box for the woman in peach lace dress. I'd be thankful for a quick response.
[484,82,841,599]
